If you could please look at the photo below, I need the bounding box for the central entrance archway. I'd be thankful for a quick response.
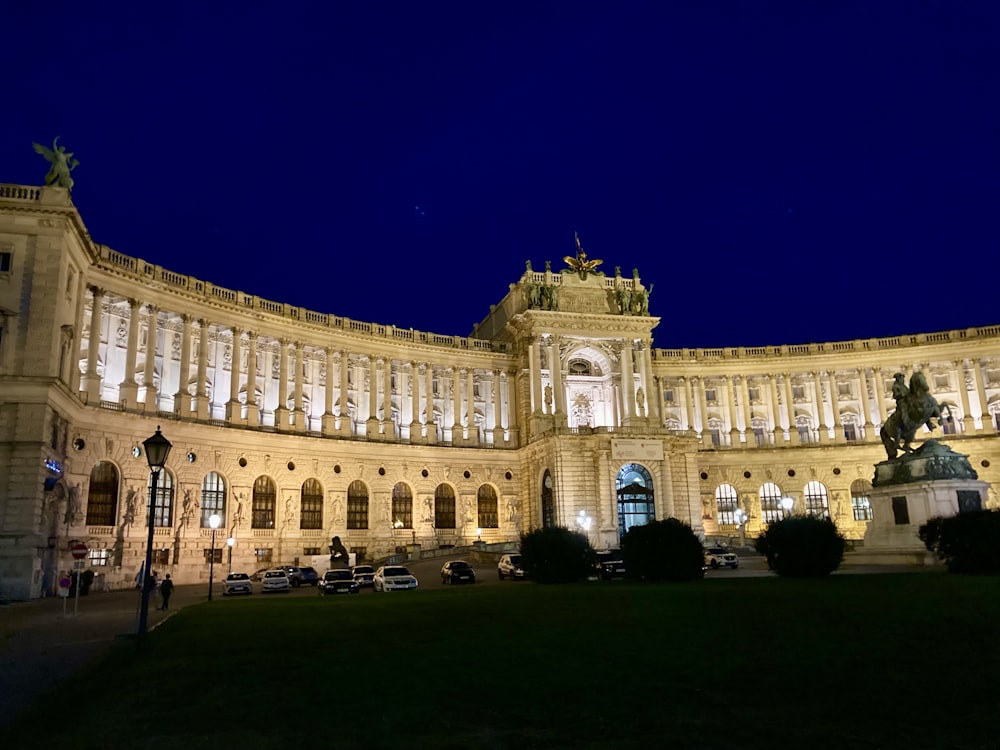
[616,463,654,542]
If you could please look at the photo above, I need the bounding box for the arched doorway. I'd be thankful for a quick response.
[541,470,555,528]
[616,464,654,541]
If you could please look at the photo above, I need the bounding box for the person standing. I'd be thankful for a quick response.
[159,574,174,610]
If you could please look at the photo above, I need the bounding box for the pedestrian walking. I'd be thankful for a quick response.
[159,574,174,610]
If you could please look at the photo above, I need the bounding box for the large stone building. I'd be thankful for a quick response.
[1,183,998,600]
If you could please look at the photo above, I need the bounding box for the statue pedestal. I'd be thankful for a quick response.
[864,440,989,554]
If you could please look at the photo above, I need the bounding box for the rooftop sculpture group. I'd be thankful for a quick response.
[32,136,79,190]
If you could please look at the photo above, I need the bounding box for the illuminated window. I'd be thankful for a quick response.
[86,461,119,526]
[152,548,171,565]
[477,485,498,529]
[804,481,830,519]
[617,464,654,541]
[392,483,413,528]
[759,482,784,523]
[347,480,369,529]
[715,483,739,525]
[148,471,175,528]
[851,479,874,521]
[254,548,273,564]
[252,476,276,529]
[200,472,226,527]
[88,549,110,567]
[435,484,456,529]
[300,478,323,529]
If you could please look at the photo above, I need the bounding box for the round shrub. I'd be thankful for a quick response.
[754,516,846,577]
[620,518,705,582]
[519,526,597,583]
[919,509,1000,574]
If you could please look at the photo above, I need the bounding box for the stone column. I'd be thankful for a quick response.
[276,339,290,429]
[972,358,993,432]
[69,272,87,395]
[118,298,142,407]
[175,315,193,417]
[383,357,393,435]
[466,368,476,441]
[226,327,242,422]
[425,365,436,440]
[768,375,783,443]
[492,369,504,443]
[549,338,566,421]
[955,360,975,433]
[366,356,379,435]
[812,370,828,442]
[722,375,738,445]
[143,306,161,411]
[873,367,887,426]
[784,373,800,445]
[696,377,709,441]
[409,362,421,433]
[451,367,462,433]
[683,376,696,434]
[529,337,543,414]
[84,286,104,403]
[245,331,259,426]
[195,319,210,419]
[857,367,874,438]
[740,374,753,442]
[339,350,351,433]
[621,341,635,421]
[293,343,306,431]
[829,370,844,441]
[322,347,336,434]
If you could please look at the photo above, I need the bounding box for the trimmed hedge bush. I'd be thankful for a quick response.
[918,509,1000,574]
[754,516,846,577]
[519,526,597,583]
[620,518,705,582]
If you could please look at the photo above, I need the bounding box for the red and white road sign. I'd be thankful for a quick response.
[70,541,88,560]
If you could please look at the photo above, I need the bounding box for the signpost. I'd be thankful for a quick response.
[58,575,71,616]
[69,541,88,616]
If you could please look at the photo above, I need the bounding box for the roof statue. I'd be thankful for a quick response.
[32,136,79,190]
[563,232,603,280]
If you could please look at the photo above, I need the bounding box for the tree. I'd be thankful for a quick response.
[754,516,846,577]
[919,509,1000,574]
[620,518,705,582]
[519,526,597,584]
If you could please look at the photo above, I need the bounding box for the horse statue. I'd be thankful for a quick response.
[880,371,949,460]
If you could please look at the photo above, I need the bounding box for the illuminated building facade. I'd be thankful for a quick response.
[1,183,998,599]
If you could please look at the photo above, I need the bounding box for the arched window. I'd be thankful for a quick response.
[252,476,276,529]
[347,480,369,529]
[715,483,739,525]
[435,484,456,529]
[200,472,226,528]
[617,463,655,540]
[149,470,175,528]
[850,479,873,521]
[804,480,830,519]
[478,485,498,529]
[759,482,784,523]
[85,462,119,526]
[541,470,555,528]
[300,478,323,530]
[392,483,412,529]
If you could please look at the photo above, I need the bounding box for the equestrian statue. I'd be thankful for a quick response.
[880,370,950,461]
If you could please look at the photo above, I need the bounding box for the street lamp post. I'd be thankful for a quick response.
[137,426,172,643]
[781,496,795,519]
[208,513,221,600]
[227,535,235,574]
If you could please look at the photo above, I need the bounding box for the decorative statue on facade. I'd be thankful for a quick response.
[880,371,948,460]
[32,136,79,190]
[562,232,603,280]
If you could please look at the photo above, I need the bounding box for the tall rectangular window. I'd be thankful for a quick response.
[347,496,368,529]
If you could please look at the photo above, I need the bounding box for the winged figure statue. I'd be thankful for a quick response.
[563,232,603,280]
[32,136,79,190]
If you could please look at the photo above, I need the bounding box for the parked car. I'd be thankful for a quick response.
[318,568,360,595]
[497,553,526,580]
[440,560,476,584]
[373,565,419,592]
[274,565,312,587]
[351,564,376,588]
[222,572,253,596]
[704,546,740,569]
[594,550,627,580]
[298,566,320,586]
[261,569,291,593]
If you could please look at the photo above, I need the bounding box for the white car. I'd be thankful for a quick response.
[261,569,291,593]
[497,553,526,580]
[222,572,253,596]
[373,565,418,592]
[704,547,740,569]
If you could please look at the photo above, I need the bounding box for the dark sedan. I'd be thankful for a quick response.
[440,560,477,584]
[318,569,360,595]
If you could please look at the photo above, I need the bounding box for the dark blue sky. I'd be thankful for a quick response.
[4,1,997,348]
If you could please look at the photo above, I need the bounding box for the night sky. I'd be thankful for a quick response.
[3,2,997,349]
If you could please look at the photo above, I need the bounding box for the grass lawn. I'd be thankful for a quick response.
[6,572,999,750]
